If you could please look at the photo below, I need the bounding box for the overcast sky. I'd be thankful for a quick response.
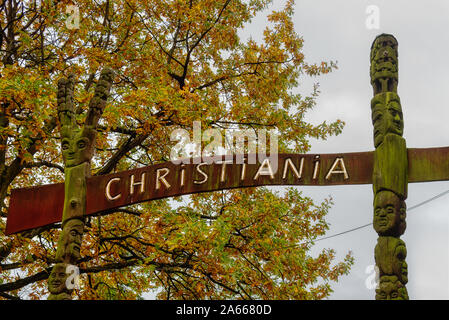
[257,0,449,299]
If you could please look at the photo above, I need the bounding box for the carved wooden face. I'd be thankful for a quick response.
[371,93,404,147]
[370,35,398,86]
[61,130,93,167]
[374,190,406,236]
[57,219,84,263]
[375,275,408,300]
[375,237,408,284]
[65,219,83,260]
[48,263,69,294]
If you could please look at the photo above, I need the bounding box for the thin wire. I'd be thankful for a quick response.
[312,188,449,243]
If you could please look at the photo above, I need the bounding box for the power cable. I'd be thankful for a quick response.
[312,188,449,243]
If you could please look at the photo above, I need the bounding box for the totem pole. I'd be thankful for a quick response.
[47,68,114,300]
[370,34,409,300]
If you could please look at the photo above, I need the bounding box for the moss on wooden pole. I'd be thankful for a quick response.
[370,34,409,300]
[47,69,114,300]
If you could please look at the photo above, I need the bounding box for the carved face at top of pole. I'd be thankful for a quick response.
[371,92,404,148]
[370,34,398,95]
[61,127,96,168]
[57,69,113,168]
[370,34,398,90]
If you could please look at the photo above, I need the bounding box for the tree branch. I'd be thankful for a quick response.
[23,160,64,173]
[94,133,148,176]
[0,268,50,293]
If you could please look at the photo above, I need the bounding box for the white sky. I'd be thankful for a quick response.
[271,0,449,299]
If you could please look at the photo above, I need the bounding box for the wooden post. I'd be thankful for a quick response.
[47,69,114,300]
[370,34,409,300]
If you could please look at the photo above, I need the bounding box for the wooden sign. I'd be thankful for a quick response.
[5,147,449,235]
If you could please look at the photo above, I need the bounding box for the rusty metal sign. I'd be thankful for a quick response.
[5,147,449,235]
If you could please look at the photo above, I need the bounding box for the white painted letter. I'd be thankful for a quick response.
[253,158,275,180]
[180,165,186,187]
[194,163,209,184]
[325,157,349,180]
[156,168,171,190]
[216,160,233,183]
[312,155,320,180]
[282,158,304,180]
[130,172,146,195]
[105,177,121,201]
[241,160,247,181]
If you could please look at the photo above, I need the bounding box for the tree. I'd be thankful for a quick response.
[0,0,352,300]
